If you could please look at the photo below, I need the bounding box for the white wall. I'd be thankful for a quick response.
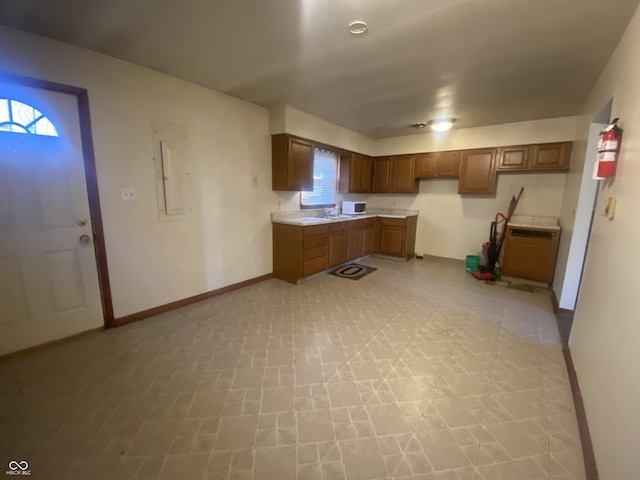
[0,27,278,318]
[375,116,578,155]
[269,105,375,155]
[563,4,640,479]
[354,173,567,260]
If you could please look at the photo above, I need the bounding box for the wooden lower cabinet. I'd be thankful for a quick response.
[273,216,417,283]
[302,226,329,277]
[501,227,560,283]
[346,231,362,259]
[376,216,417,260]
[362,224,376,255]
[346,225,363,259]
[329,224,347,267]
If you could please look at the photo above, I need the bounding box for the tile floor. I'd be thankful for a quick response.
[0,256,586,480]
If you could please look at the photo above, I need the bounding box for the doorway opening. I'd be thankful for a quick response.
[556,99,612,341]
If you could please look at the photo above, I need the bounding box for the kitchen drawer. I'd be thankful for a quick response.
[303,244,328,261]
[379,217,406,228]
[303,256,328,277]
[303,234,329,249]
[362,218,376,228]
[304,224,330,236]
[330,222,348,232]
[347,219,364,230]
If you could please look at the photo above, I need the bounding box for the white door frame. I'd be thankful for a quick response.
[0,72,115,330]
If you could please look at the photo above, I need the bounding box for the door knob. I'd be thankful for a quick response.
[79,234,92,245]
[76,219,88,226]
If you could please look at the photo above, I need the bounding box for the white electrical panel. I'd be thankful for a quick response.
[151,121,194,221]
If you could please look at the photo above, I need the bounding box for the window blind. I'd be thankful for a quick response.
[301,149,337,206]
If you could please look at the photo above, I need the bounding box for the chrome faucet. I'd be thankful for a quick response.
[323,207,338,218]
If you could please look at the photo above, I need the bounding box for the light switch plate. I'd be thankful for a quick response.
[120,187,136,201]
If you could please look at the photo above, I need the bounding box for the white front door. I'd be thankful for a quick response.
[0,84,103,355]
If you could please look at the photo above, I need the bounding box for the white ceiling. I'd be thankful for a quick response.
[1,0,638,138]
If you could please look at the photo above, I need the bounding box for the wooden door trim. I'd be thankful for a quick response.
[0,72,115,328]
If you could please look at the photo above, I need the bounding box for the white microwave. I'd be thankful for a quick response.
[342,201,367,215]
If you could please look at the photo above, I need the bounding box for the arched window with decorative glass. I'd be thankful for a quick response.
[0,98,58,137]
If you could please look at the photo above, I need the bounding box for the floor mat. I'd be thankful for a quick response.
[330,263,377,280]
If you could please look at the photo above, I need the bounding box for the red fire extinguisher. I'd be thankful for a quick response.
[596,118,622,178]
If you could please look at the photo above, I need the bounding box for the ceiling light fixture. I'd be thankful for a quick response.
[348,21,368,35]
[410,122,428,129]
[429,118,456,132]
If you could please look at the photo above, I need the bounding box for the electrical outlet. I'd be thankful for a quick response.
[252,175,258,186]
[120,187,136,201]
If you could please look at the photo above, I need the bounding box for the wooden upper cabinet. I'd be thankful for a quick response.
[373,156,392,193]
[390,155,416,193]
[271,134,314,191]
[415,153,436,178]
[458,148,498,195]
[435,151,461,177]
[530,142,572,170]
[497,142,572,172]
[415,151,460,178]
[340,153,373,193]
[359,155,373,193]
[498,145,529,171]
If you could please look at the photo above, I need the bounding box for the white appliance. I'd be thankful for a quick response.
[342,201,367,215]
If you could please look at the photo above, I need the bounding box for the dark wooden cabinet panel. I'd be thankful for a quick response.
[416,151,460,178]
[362,226,375,255]
[435,151,461,177]
[272,223,304,283]
[272,134,314,191]
[302,256,328,277]
[501,228,560,283]
[373,156,392,193]
[458,149,497,195]
[349,153,363,192]
[496,142,571,172]
[404,215,417,259]
[530,142,572,170]
[376,216,417,259]
[378,226,405,257]
[339,153,373,193]
[302,228,329,273]
[415,153,436,178]
[329,230,347,267]
[360,155,373,193]
[346,230,363,260]
[390,155,416,193]
[498,145,529,171]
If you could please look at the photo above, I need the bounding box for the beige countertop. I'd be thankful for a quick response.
[271,208,419,226]
[508,215,561,231]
